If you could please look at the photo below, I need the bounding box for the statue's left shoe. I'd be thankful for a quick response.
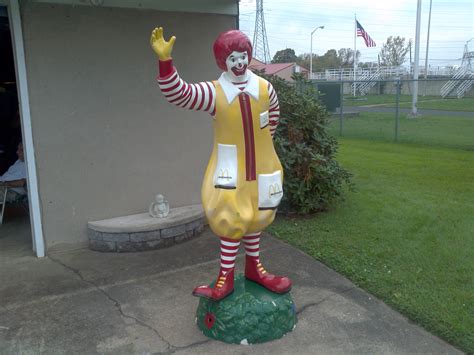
[244,255,292,294]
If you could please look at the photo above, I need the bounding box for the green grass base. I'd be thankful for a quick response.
[196,274,297,344]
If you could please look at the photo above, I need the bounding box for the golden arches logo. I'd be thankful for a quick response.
[268,183,283,198]
[217,169,232,180]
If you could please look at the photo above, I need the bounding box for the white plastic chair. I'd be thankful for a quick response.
[0,186,8,225]
[0,186,28,225]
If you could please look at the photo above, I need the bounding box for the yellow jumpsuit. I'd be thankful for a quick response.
[202,76,283,240]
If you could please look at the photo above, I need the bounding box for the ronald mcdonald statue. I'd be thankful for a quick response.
[151,28,291,301]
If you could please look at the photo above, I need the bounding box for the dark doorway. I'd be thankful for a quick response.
[0,5,30,246]
[0,6,22,175]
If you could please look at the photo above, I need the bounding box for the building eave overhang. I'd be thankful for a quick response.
[28,0,239,16]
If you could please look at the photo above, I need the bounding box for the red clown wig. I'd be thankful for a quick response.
[213,30,253,71]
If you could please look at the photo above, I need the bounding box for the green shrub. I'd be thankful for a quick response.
[262,72,353,213]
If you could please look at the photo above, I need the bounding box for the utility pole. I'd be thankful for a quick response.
[411,0,422,117]
[423,0,433,96]
[378,54,381,94]
[310,26,324,80]
[409,40,412,75]
[424,0,433,79]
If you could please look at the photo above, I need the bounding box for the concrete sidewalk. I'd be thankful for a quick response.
[0,224,461,354]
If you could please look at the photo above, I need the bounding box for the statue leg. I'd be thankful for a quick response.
[192,237,240,301]
[243,232,292,294]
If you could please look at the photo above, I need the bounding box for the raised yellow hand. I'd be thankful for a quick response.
[150,27,176,61]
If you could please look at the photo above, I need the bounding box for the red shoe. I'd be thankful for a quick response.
[245,255,292,294]
[192,269,234,301]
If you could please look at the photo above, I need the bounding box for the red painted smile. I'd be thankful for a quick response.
[231,64,247,76]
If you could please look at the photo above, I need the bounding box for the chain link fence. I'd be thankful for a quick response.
[309,78,474,151]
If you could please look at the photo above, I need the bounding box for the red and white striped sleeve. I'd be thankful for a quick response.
[157,59,216,115]
[268,82,280,138]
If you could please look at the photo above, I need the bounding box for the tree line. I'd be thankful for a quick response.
[271,36,411,70]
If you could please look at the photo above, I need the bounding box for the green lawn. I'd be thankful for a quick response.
[328,112,474,151]
[344,94,474,112]
[269,138,474,352]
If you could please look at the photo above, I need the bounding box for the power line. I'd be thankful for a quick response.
[240,2,472,66]
[242,13,471,30]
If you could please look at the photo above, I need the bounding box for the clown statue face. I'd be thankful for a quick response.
[212,30,253,83]
[225,51,249,81]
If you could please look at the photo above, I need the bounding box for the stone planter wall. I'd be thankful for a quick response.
[87,205,204,252]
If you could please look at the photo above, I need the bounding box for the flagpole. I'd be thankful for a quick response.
[353,14,357,96]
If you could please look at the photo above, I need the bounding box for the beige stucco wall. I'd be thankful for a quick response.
[21,3,236,250]
[275,65,307,82]
[275,66,295,82]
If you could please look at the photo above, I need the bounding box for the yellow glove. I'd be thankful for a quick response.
[150,27,176,61]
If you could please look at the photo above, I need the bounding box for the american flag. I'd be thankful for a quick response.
[356,20,376,47]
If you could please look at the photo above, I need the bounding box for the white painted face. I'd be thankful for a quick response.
[225,51,249,79]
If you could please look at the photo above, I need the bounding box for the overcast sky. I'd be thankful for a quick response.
[239,0,474,68]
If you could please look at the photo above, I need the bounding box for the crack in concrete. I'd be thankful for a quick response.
[153,339,213,355]
[296,285,356,316]
[48,256,173,351]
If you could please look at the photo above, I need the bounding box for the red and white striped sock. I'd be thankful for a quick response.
[219,237,240,274]
[243,232,261,263]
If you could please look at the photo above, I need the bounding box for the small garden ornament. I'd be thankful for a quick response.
[149,194,170,218]
[150,27,292,305]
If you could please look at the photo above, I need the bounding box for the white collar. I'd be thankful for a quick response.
[217,70,260,104]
